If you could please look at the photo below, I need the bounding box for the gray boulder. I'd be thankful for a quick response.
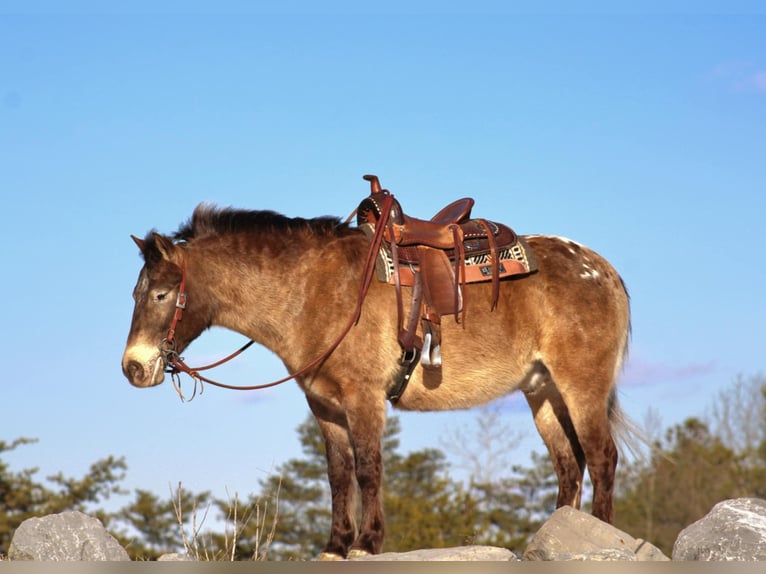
[351,545,517,561]
[673,498,766,561]
[8,511,129,561]
[522,506,668,561]
[157,552,193,561]
[544,548,638,561]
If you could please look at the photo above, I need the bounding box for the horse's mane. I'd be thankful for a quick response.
[138,203,359,265]
[173,203,355,242]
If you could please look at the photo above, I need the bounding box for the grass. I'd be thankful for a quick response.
[170,480,281,561]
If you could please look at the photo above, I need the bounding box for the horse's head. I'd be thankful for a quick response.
[121,233,207,388]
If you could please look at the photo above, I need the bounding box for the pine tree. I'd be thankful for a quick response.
[614,417,740,554]
[0,437,127,555]
[709,374,766,498]
[232,413,478,560]
[231,415,330,560]
[114,485,212,560]
[469,450,558,551]
[383,446,478,551]
[440,406,557,553]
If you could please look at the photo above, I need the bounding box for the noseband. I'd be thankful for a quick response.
[159,192,396,402]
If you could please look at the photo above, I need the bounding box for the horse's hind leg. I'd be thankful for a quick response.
[547,369,619,523]
[565,387,618,523]
[307,397,357,559]
[523,367,586,510]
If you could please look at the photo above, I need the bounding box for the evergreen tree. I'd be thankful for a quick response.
[114,486,212,560]
[383,446,478,551]
[0,437,127,555]
[441,406,558,553]
[469,450,558,551]
[229,415,330,560]
[234,413,478,560]
[0,438,46,553]
[615,375,766,554]
[614,417,741,554]
[45,455,127,522]
[709,374,766,498]
[6,373,763,560]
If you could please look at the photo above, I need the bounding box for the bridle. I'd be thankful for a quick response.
[159,193,396,402]
[159,257,259,400]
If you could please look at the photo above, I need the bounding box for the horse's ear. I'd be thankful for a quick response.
[152,232,180,264]
[131,234,146,252]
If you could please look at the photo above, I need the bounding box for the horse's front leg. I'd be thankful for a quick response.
[307,397,357,560]
[345,395,387,557]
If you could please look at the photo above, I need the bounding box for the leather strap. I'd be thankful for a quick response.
[165,257,187,345]
[474,218,500,311]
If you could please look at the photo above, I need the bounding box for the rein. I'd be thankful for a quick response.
[161,193,396,401]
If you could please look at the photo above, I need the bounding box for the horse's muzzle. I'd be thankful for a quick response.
[122,345,166,387]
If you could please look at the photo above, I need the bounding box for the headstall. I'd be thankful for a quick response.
[160,193,396,402]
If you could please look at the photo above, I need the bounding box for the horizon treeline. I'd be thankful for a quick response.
[1,373,763,560]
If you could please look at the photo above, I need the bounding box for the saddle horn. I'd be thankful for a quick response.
[363,174,382,194]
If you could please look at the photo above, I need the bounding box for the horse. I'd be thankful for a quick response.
[121,198,632,560]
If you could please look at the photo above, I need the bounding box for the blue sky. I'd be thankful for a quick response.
[1,2,764,511]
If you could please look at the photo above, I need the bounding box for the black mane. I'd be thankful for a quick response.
[173,203,353,242]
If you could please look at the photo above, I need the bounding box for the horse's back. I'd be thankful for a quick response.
[393,234,629,411]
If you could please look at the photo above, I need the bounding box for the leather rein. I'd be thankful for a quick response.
[160,193,396,401]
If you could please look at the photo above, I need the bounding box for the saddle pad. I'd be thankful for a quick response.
[371,231,538,286]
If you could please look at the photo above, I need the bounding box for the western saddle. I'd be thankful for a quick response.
[356,175,537,389]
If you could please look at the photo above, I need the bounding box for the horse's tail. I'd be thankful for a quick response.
[607,275,654,460]
[607,389,652,461]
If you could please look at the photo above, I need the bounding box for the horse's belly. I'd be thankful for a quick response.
[393,360,533,412]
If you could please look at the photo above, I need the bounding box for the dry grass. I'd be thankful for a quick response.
[170,480,280,561]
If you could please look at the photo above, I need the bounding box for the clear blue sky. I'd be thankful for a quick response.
[1,2,764,512]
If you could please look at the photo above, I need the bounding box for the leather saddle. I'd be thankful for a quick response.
[356,175,537,370]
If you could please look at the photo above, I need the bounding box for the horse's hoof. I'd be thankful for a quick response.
[316,552,345,561]
[347,549,372,559]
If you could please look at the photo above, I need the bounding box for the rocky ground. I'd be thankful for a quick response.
[6,498,766,561]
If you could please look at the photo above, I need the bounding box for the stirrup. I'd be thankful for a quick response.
[420,331,442,368]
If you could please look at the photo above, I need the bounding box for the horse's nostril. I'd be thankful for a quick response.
[124,360,144,382]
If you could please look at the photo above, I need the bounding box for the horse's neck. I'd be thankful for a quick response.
[191,234,362,356]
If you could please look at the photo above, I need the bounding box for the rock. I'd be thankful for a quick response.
[673,498,766,561]
[8,511,130,561]
[547,548,637,561]
[351,545,518,561]
[22,499,766,562]
[522,506,668,561]
[633,537,669,561]
[157,552,193,561]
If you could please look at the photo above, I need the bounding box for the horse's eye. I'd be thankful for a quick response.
[154,292,168,303]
